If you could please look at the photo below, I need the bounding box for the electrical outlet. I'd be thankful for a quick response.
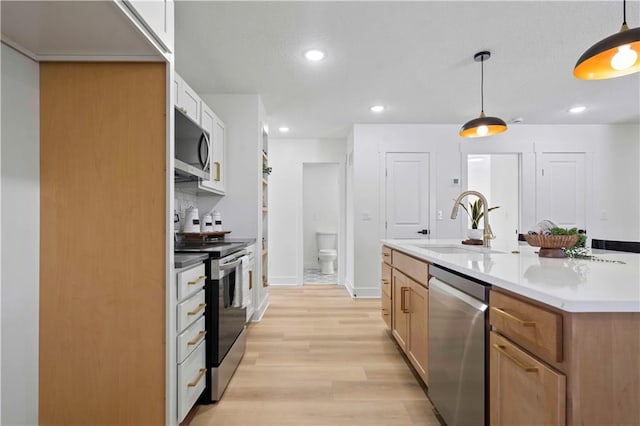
[437,210,443,220]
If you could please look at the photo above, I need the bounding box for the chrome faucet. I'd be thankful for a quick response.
[451,190,495,248]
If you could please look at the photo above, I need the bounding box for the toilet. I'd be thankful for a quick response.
[316,232,337,274]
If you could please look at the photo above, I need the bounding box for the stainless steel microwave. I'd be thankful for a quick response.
[175,107,210,181]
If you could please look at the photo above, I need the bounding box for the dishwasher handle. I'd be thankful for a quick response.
[429,277,488,312]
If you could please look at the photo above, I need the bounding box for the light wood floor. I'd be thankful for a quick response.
[189,285,440,426]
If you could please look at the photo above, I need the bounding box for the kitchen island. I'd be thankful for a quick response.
[381,239,640,426]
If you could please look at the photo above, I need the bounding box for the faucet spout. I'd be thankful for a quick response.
[451,190,495,248]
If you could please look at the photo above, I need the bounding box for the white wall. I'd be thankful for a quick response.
[352,123,640,297]
[303,163,340,269]
[269,138,346,285]
[345,130,355,291]
[1,44,40,426]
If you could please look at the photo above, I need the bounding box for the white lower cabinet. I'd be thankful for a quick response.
[176,261,207,422]
[177,316,206,364]
[177,289,205,332]
[177,340,207,422]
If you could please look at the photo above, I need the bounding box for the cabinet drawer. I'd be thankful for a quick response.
[177,316,206,364]
[381,261,392,298]
[382,245,392,264]
[490,331,566,426]
[178,340,207,423]
[381,292,391,329]
[490,290,562,362]
[392,250,429,287]
[177,289,206,333]
[177,263,206,301]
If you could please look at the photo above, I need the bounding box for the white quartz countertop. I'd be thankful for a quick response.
[382,239,640,313]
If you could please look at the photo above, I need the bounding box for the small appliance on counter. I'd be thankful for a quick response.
[183,206,201,233]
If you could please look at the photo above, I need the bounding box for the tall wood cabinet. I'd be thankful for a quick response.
[40,62,167,425]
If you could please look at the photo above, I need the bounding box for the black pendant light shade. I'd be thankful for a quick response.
[459,51,508,138]
[574,0,640,80]
[459,112,508,138]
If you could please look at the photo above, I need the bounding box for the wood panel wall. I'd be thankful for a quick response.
[40,62,166,425]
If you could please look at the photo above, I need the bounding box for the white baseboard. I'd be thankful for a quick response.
[344,280,381,298]
[269,276,298,286]
[250,295,270,322]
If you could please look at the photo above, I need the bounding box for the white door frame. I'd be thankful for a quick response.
[297,161,346,286]
[460,141,535,239]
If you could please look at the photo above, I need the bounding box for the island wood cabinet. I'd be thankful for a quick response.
[490,289,640,426]
[381,247,392,328]
[384,246,429,385]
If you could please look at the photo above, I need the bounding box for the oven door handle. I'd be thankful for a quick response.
[219,259,242,271]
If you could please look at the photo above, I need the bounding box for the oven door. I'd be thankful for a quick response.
[216,259,246,365]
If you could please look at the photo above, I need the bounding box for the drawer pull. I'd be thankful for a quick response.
[381,279,390,284]
[493,344,539,373]
[381,308,390,316]
[187,276,206,285]
[187,303,206,316]
[187,330,206,346]
[401,287,410,313]
[187,368,206,387]
[491,307,536,327]
[383,253,390,257]
[214,162,221,182]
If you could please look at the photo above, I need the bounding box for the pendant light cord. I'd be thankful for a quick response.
[480,56,485,113]
[623,0,627,25]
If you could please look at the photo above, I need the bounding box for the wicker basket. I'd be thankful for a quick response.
[524,234,579,248]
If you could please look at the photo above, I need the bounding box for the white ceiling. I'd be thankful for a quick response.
[175,1,640,139]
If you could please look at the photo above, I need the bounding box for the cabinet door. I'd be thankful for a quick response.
[490,331,566,426]
[198,103,225,194]
[174,73,200,124]
[124,0,174,54]
[392,270,410,351]
[408,281,428,384]
[381,292,391,329]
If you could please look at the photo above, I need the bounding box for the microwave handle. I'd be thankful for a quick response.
[198,132,211,170]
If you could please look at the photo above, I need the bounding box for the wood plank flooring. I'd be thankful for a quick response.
[189,285,440,426]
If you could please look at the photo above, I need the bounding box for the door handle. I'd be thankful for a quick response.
[417,229,430,235]
[401,287,410,313]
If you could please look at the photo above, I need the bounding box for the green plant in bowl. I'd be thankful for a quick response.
[550,227,588,257]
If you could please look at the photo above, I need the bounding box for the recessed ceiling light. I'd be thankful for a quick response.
[304,49,325,62]
[370,105,385,113]
[278,126,290,133]
[569,105,587,114]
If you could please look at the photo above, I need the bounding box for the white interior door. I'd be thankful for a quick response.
[537,153,586,230]
[385,153,430,238]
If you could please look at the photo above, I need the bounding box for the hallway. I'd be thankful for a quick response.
[189,285,439,426]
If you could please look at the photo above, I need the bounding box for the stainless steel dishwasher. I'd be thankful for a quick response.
[428,265,489,426]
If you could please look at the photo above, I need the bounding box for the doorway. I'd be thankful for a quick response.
[302,163,340,284]
[467,154,520,241]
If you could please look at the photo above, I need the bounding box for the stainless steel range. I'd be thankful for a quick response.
[175,240,250,402]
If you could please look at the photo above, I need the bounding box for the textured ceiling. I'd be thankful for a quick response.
[175,1,640,139]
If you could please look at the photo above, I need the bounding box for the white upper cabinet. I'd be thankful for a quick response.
[174,73,201,125]
[199,103,226,195]
[123,0,174,54]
